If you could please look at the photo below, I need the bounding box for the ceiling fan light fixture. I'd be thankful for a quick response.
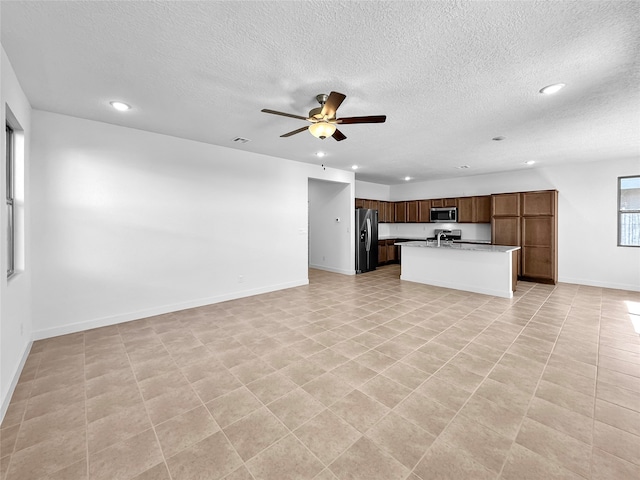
[309,122,336,139]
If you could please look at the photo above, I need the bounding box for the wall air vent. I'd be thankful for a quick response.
[232,137,251,144]
[457,165,470,169]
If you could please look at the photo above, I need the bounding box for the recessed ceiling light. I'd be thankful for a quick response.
[492,136,505,141]
[404,176,411,181]
[316,152,326,158]
[525,160,536,165]
[539,83,565,95]
[110,101,131,111]
[351,165,359,170]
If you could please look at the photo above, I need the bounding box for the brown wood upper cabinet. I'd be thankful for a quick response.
[492,193,520,216]
[418,200,431,222]
[457,196,491,223]
[473,195,492,223]
[457,197,473,223]
[367,199,380,213]
[522,191,555,216]
[395,201,407,223]
[430,198,458,208]
[356,196,491,224]
[406,200,419,222]
[379,201,390,223]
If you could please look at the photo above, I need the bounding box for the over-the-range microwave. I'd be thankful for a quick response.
[430,207,457,223]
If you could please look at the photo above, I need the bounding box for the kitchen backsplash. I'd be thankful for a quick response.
[378,222,491,241]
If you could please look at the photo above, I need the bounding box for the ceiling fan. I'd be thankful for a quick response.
[261,91,386,141]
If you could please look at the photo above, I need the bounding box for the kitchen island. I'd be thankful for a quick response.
[397,241,521,298]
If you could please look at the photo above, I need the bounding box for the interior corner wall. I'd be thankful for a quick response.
[30,110,354,340]
[390,159,640,292]
[308,179,355,275]
[1,46,33,420]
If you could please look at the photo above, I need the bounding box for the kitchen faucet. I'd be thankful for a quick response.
[437,231,447,247]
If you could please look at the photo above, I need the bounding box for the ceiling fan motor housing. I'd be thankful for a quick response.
[261,91,385,142]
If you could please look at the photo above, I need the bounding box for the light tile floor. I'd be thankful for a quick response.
[1,265,639,479]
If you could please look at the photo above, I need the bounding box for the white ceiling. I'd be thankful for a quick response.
[1,1,639,185]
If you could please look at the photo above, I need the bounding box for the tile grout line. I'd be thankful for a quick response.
[5,269,637,479]
[591,289,603,479]
[298,283,539,480]
[493,285,591,479]
[405,282,563,479]
[2,341,44,480]
[84,332,89,479]
[160,321,260,480]
[123,327,176,480]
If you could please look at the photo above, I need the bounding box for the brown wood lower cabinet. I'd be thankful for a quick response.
[378,241,388,264]
[521,215,556,282]
[492,216,522,276]
[378,239,400,266]
[492,217,521,246]
[387,241,397,263]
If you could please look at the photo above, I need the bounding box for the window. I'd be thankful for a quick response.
[6,124,15,275]
[618,175,640,247]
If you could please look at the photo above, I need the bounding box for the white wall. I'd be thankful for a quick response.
[387,160,640,291]
[308,179,354,274]
[1,47,33,420]
[354,179,390,200]
[30,110,354,339]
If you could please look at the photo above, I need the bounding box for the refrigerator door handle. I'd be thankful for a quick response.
[365,217,372,252]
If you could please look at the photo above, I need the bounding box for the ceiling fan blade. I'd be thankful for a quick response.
[336,115,387,124]
[280,126,309,137]
[321,91,346,119]
[332,129,347,141]
[261,109,309,121]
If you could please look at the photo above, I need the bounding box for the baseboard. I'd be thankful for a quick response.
[1,340,33,423]
[33,279,309,340]
[558,276,640,292]
[309,264,356,275]
[400,275,513,299]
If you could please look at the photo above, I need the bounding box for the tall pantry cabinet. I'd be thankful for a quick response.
[492,190,558,284]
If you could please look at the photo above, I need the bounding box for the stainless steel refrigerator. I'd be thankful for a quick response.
[355,208,378,273]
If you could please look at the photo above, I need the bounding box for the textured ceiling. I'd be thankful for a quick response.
[1,0,639,185]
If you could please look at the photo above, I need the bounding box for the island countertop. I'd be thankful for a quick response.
[397,241,519,298]
[396,240,520,253]
[380,235,491,244]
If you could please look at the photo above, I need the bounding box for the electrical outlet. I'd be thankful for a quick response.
[20,322,23,335]
[238,275,244,283]
[322,256,325,261]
